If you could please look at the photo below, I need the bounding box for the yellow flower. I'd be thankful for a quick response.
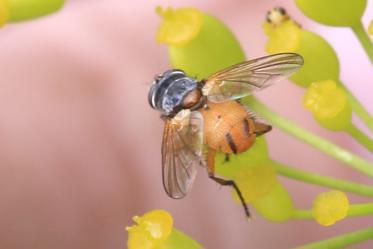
[127,209,173,248]
[312,190,350,226]
[304,80,352,130]
[156,6,203,47]
[262,8,340,87]
[127,209,201,249]
[0,0,9,26]
[156,6,245,79]
[263,19,302,53]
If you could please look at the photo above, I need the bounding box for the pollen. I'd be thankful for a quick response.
[312,190,350,226]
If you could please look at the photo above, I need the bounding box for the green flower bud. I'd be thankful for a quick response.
[304,80,352,131]
[0,0,9,26]
[251,181,294,222]
[295,0,367,27]
[369,20,373,35]
[156,6,245,78]
[127,210,201,249]
[312,190,350,226]
[263,10,339,87]
[231,163,278,203]
[6,0,64,22]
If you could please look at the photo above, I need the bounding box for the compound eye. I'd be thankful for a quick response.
[182,89,202,109]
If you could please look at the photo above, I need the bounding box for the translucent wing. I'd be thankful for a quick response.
[202,53,303,102]
[162,110,205,199]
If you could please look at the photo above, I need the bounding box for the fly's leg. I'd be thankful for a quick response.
[225,154,230,162]
[207,148,250,219]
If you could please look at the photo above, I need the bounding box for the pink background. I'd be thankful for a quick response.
[0,0,372,248]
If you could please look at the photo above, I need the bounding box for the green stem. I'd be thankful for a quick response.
[271,160,373,197]
[292,203,373,221]
[297,227,373,249]
[346,123,373,152]
[292,209,313,219]
[341,83,373,134]
[348,203,373,217]
[243,97,373,178]
[351,21,373,64]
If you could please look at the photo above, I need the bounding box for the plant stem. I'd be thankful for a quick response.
[297,227,373,249]
[351,21,373,65]
[292,209,312,219]
[346,123,373,152]
[292,203,373,221]
[243,97,373,178]
[271,160,373,197]
[348,203,373,217]
[341,83,373,134]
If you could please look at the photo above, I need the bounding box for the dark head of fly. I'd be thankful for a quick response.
[148,69,203,117]
[266,7,289,26]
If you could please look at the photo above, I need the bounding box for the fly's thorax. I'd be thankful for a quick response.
[148,69,201,116]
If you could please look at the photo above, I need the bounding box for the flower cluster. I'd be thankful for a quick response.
[149,5,373,249]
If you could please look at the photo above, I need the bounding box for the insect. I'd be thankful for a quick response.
[148,53,303,218]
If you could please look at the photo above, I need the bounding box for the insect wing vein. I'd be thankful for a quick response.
[161,111,204,199]
[203,53,303,102]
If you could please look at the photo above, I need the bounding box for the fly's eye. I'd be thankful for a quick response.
[266,7,288,25]
[182,89,202,109]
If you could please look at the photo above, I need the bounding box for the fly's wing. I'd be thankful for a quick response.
[162,110,205,199]
[202,53,303,102]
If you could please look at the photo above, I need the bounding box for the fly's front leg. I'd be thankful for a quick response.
[207,148,250,219]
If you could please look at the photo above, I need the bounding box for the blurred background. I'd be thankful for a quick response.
[0,0,372,248]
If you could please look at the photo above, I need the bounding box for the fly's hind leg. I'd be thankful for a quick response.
[207,148,250,219]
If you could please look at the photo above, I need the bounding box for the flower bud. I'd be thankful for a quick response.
[263,9,339,87]
[231,163,277,203]
[251,181,294,222]
[156,6,245,78]
[0,0,9,26]
[295,0,366,27]
[312,190,350,226]
[127,209,201,249]
[304,80,352,131]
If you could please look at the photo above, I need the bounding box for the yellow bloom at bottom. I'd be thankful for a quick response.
[127,209,201,249]
[127,210,173,248]
[312,190,350,226]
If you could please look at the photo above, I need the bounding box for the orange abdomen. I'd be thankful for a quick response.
[199,101,256,154]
